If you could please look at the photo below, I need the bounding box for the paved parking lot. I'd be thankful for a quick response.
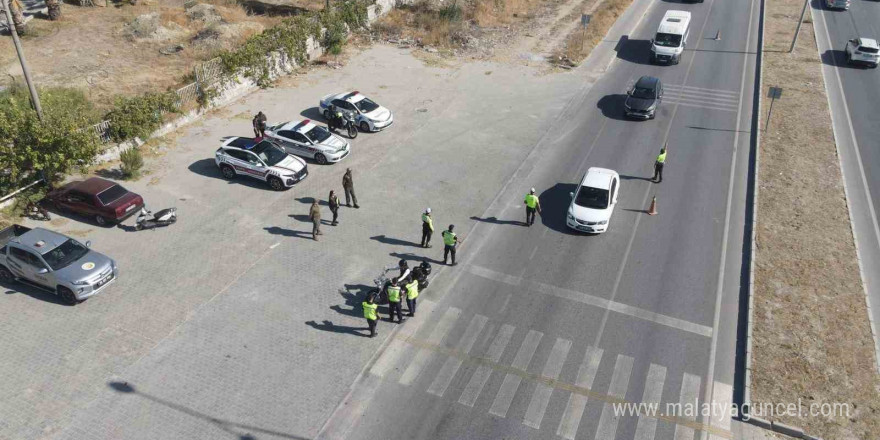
[0,45,583,439]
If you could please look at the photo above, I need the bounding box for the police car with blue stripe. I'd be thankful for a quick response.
[215,137,308,191]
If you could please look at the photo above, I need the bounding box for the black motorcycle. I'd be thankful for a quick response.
[369,261,431,304]
[329,111,358,139]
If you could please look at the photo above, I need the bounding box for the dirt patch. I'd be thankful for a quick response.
[751,1,880,439]
[0,1,285,109]
[556,0,631,63]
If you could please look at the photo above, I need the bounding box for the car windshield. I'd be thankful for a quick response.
[575,186,609,210]
[859,46,879,54]
[353,97,380,113]
[631,86,655,99]
[97,184,128,206]
[654,32,682,47]
[304,126,331,143]
[251,141,287,166]
[41,239,90,271]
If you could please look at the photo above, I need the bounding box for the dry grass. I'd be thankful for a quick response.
[0,1,284,109]
[751,1,880,439]
[558,0,630,61]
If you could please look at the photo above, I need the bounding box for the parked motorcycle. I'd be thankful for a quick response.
[329,111,358,139]
[135,206,177,230]
[368,261,432,304]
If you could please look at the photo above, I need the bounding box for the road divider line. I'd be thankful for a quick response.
[467,265,713,337]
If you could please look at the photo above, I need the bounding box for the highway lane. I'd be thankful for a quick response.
[812,0,880,370]
[317,0,758,438]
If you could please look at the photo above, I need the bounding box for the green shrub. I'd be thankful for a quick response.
[106,92,178,142]
[119,147,144,179]
[0,86,101,196]
[439,1,462,22]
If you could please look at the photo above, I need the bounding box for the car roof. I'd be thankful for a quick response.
[635,76,660,89]
[276,120,317,133]
[223,137,259,150]
[16,227,71,254]
[658,10,690,34]
[857,38,879,49]
[332,91,365,103]
[68,177,116,195]
[581,167,618,189]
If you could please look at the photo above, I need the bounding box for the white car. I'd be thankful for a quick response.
[319,91,393,132]
[265,120,350,165]
[566,168,620,234]
[845,38,879,68]
[215,137,308,191]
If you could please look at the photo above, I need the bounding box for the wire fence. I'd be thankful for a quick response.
[174,82,200,110]
[195,57,223,86]
[90,120,112,143]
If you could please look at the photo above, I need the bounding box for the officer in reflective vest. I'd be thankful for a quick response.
[386,278,405,323]
[442,225,460,266]
[524,188,542,226]
[405,279,419,317]
[363,295,379,337]
[421,208,434,248]
[653,146,667,183]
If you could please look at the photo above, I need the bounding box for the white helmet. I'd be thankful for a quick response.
[530,188,536,194]
[426,207,431,213]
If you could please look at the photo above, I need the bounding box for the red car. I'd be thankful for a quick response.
[47,177,144,226]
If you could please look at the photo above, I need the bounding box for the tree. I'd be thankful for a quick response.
[45,0,61,21]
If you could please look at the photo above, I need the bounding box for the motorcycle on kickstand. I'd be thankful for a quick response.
[329,111,358,139]
[135,206,177,230]
[368,261,432,304]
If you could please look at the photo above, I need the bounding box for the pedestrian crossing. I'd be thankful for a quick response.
[368,303,735,440]
[663,84,741,113]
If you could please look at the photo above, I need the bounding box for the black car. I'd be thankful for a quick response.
[624,76,663,120]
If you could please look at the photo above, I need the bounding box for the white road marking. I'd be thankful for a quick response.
[557,346,604,440]
[269,242,281,249]
[664,84,740,96]
[662,99,738,113]
[497,293,512,314]
[459,324,515,407]
[674,373,702,440]
[594,354,634,440]
[634,363,668,440]
[523,338,572,429]
[369,299,438,378]
[488,330,543,418]
[468,265,713,337]
[529,245,539,261]
[426,314,489,397]
[711,381,733,431]
[399,307,461,385]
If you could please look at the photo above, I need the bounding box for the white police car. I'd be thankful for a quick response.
[319,91,394,132]
[215,137,308,191]
[264,120,350,165]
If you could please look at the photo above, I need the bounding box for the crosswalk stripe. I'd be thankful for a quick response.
[523,338,572,429]
[665,84,739,96]
[557,346,604,440]
[399,307,461,385]
[673,373,702,440]
[594,354,634,440]
[369,299,437,378]
[633,363,667,440]
[712,381,733,431]
[663,99,738,113]
[663,94,739,109]
[664,92,740,106]
[664,87,741,100]
[458,324,515,407]
[488,330,543,418]
[426,314,489,397]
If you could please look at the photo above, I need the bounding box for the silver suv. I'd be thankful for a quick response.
[0,225,118,304]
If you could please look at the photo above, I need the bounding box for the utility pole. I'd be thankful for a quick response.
[2,0,43,121]
[789,0,809,53]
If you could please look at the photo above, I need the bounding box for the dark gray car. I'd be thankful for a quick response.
[624,76,663,120]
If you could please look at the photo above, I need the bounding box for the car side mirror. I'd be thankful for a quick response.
[37,268,49,274]
[569,192,574,198]
[85,241,91,248]
[626,90,632,96]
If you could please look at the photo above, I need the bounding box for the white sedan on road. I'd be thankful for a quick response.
[319,91,394,132]
[566,167,620,234]
[265,120,350,165]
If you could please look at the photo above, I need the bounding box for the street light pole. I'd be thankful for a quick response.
[789,0,809,53]
[2,0,44,121]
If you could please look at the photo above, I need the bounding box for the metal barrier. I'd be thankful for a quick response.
[175,82,200,109]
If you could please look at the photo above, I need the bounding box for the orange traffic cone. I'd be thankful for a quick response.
[647,196,658,216]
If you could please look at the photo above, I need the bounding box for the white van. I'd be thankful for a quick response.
[651,10,691,65]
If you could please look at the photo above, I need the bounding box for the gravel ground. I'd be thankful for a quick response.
[751,1,880,438]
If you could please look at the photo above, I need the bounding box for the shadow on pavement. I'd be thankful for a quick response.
[2,280,70,306]
[389,251,441,265]
[107,381,311,439]
[820,49,849,67]
[538,183,578,234]
[289,214,313,223]
[615,36,653,65]
[294,197,328,206]
[264,226,313,239]
[470,215,524,226]
[306,320,370,336]
[332,284,373,318]
[620,174,653,182]
[370,235,422,247]
[187,159,272,190]
[597,94,631,121]
[299,107,326,122]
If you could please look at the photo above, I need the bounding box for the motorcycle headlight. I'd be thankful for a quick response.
[598,220,608,225]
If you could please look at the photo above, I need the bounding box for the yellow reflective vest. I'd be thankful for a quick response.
[524,194,539,209]
[387,285,401,303]
[442,230,456,246]
[656,151,667,164]
[406,281,419,300]
[362,301,378,320]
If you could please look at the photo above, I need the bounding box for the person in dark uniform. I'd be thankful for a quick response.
[442,225,460,266]
[363,294,379,337]
[253,111,267,138]
[385,277,405,323]
[328,190,340,226]
[309,199,322,240]
[653,146,667,183]
[342,168,359,208]
[524,188,541,226]
[421,208,434,248]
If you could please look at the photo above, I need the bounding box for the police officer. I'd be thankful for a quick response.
[524,188,541,226]
[253,111,267,138]
[386,277,405,323]
[363,294,379,337]
[342,168,359,208]
[421,208,434,248]
[442,225,460,266]
[328,190,340,226]
[405,277,419,317]
[653,146,667,183]
[309,199,322,240]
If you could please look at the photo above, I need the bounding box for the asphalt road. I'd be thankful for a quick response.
[317,0,760,439]
[811,0,880,371]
